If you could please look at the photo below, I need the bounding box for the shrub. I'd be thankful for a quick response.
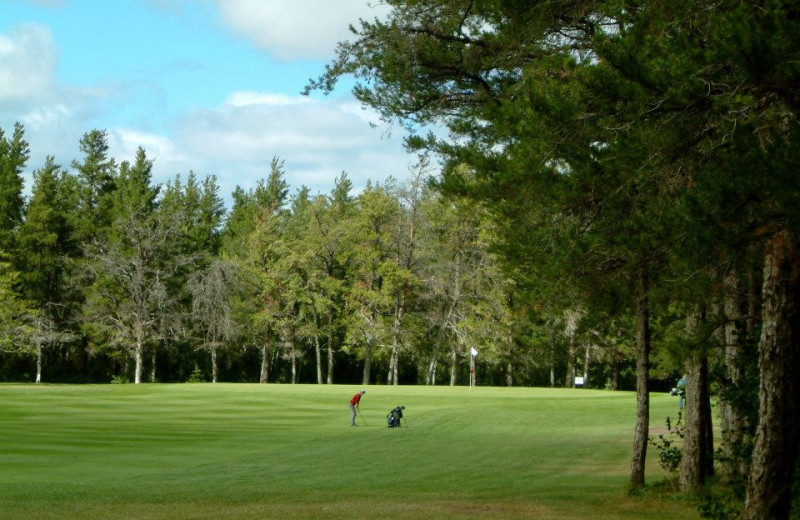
[649,413,684,483]
[187,364,205,383]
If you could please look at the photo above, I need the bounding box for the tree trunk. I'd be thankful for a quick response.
[611,347,621,391]
[150,349,157,383]
[314,334,323,385]
[565,337,576,388]
[449,345,458,386]
[291,350,297,384]
[392,345,399,385]
[583,343,591,389]
[387,346,395,385]
[746,245,762,337]
[389,295,404,385]
[680,316,714,492]
[506,360,513,387]
[428,324,449,385]
[35,345,43,383]
[387,345,399,385]
[549,328,556,388]
[362,343,372,385]
[211,348,218,383]
[743,230,800,520]
[134,343,144,384]
[260,345,269,383]
[427,355,437,385]
[469,349,476,388]
[720,268,751,479]
[326,318,334,384]
[122,354,130,382]
[629,270,651,491]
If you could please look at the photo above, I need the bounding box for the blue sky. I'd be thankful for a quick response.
[0,0,419,207]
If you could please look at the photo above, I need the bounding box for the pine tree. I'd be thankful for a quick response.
[16,157,82,381]
[71,129,117,242]
[0,122,29,254]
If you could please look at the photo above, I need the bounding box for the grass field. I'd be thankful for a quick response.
[0,384,698,520]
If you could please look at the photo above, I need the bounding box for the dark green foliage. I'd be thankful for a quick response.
[160,172,225,260]
[115,147,160,215]
[187,363,206,383]
[650,413,685,479]
[0,122,29,253]
[17,157,80,309]
[693,480,747,520]
[71,129,117,241]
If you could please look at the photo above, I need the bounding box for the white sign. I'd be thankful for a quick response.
[575,377,585,386]
[470,347,479,357]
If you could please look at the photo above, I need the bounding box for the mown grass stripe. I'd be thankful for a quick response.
[0,384,696,520]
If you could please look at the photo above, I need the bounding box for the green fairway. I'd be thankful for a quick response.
[0,384,697,519]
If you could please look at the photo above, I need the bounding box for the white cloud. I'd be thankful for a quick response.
[0,23,58,107]
[223,91,312,108]
[170,92,414,199]
[110,128,191,171]
[214,0,389,60]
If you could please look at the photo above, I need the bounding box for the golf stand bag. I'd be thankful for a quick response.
[387,406,405,427]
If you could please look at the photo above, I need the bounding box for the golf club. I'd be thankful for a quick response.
[358,410,368,426]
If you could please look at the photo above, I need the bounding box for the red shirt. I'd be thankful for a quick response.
[350,392,362,405]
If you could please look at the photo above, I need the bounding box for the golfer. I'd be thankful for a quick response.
[349,389,366,426]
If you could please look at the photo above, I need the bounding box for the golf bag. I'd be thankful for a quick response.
[387,406,405,428]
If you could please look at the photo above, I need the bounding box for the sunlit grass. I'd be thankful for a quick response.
[0,384,696,519]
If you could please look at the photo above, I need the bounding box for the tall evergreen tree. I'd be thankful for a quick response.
[115,147,159,215]
[259,156,290,212]
[18,157,80,309]
[0,122,29,254]
[222,186,258,258]
[71,129,117,242]
[16,157,82,381]
[160,172,224,260]
[0,255,34,355]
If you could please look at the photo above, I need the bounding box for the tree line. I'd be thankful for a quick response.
[306,0,799,518]
[1,126,557,388]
